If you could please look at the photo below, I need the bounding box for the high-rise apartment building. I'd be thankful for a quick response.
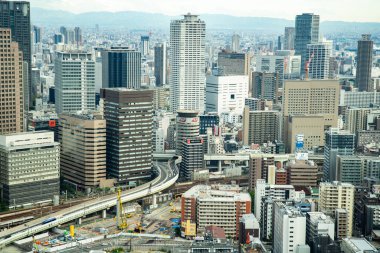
[0,131,60,208]
[59,113,106,190]
[319,181,355,237]
[54,51,96,114]
[102,47,141,89]
[243,108,280,146]
[176,111,200,155]
[306,41,333,80]
[0,1,31,110]
[32,25,41,44]
[356,34,374,92]
[0,28,24,134]
[283,80,339,151]
[170,14,206,113]
[217,51,250,76]
[181,184,251,238]
[273,201,307,253]
[205,75,249,114]
[252,72,278,101]
[154,43,167,86]
[294,13,320,75]
[284,27,295,50]
[323,128,355,182]
[101,88,153,184]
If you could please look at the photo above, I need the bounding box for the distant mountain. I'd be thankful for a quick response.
[31,7,380,34]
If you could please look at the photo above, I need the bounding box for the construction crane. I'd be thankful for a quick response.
[305,52,315,80]
[116,188,128,230]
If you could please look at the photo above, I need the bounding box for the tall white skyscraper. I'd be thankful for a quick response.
[170,14,206,113]
[306,41,333,80]
[55,51,96,114]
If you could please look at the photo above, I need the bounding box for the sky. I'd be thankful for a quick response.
[29,0,380,22]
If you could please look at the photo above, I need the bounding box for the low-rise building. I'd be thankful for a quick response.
[181,184,251,238]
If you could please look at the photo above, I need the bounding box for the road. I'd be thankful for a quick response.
[0,159,179,248]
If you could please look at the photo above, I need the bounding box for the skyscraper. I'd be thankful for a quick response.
[323,128,355,182]
[176,111,200,155]
[54,51,96,114]
[231,34,240,52]
[32,25,41,44]
[140,35,150,56]
[356,34,374,91]
[294,13,320,76]
[284,27,295,50]
[170,14,206,113]
[0,28,24,134]
[101,88,153,184]
[74,26,82,46]
[154,43,167,86]
[102,47,141,89]
[0,0,31,110]
[306,41,333,80]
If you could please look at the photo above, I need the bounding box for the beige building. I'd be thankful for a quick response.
[59,113,106,189]
[181,184,251,238]
[152,85,169,111]
[0,28,24,134]
[287,115,325,153]
[319,181,355,237]
[344,108,372,134]
[283,80,339,152]
[243,107,280,146]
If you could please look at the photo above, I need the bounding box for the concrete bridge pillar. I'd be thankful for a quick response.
[152,194,157,206]
[102,209,107,219]
[218,160,222,172]
[76,218,82,225]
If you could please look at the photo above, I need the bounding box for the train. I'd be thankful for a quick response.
[41,217,56,224]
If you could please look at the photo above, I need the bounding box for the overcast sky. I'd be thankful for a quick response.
[29,0,380,22]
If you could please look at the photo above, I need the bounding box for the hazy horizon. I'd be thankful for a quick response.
[29,0,380,23]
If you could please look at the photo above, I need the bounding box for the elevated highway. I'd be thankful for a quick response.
[0,159,179,248]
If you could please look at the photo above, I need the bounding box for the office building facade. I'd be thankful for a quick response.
[205,75,249,114]
[252,72,278,101]
[306,41,333,80]
[59,113,106,190]
[0,131,60,208]
[217,51,250,76]
[0,1,31,110]
[0,28,24,134]
[356,34,374,92]
[170,14,206,113]
[323,128,355,182]
[294,13,320,75]
[102,47,141,89]
[180,138,204,181]
[176,111,200,155]
[54,51,96,114]
[101,88,153,184]
[154,43,167,86]
[284,27,295,50]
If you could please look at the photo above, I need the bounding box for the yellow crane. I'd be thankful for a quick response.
[116,188,128,230]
